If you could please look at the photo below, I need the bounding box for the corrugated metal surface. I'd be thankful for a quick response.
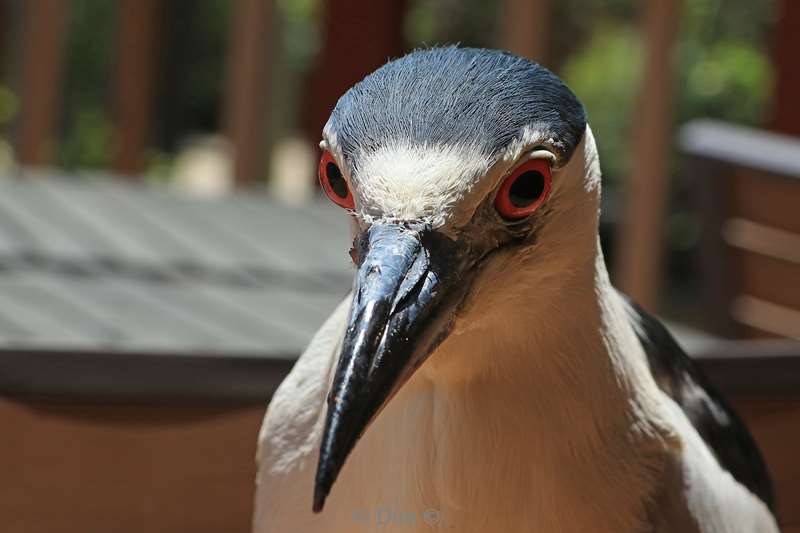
[0,175,352,357]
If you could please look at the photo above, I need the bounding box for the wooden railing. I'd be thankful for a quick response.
[11,0,273,184]
[681,120,800,339]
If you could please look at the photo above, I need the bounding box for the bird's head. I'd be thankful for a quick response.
[313,47,599,512]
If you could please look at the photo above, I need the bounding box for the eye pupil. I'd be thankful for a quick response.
[326,162,348,199]
[509,170,545,208]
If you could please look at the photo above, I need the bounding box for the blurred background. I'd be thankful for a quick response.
[0,0,797,532]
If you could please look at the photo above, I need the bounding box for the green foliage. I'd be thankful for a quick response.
[560,0,775,187]
[0,86,19,125]
[677,33,773,126]
[144,149,175,185]
[277,0,321,70]
[405,0,498,48]
[561,25,642,186]
[58,0,116,170]
[59,108,113,169]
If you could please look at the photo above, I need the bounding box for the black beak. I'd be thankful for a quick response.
[313,222,470,512]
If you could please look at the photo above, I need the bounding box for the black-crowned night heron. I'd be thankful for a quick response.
[254,47,778,533]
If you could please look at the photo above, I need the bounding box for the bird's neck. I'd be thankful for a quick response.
[423,236,645,430]
[390,239,671,530]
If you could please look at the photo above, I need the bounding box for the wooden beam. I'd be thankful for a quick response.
[304,0,406,145]
[770,0,800,137]
[15,0,68,167]
[223,0,273,186]
[110,0,163,176]
[498,0,550,63]
[615,0,680,311]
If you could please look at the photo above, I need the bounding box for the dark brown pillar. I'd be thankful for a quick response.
[111,0,163,175]
[616,0,680,311]
[223,0,273,186]
[498,0,550,64]
[304,0,406,143]
[15,0,68,167]
[769,0,800,137]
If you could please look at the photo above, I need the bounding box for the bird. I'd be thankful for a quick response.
[253,47,779,533]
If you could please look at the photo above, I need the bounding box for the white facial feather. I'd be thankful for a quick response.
[353,143,490,227]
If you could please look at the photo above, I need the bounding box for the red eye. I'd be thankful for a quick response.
[494,158,551,220]
[319,151,355,209]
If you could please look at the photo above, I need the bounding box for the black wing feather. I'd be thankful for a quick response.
[624,297,775,513]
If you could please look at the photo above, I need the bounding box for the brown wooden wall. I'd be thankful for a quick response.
[729,392,800,532]
[725,169,800,339]
[0,399,264,533]
[0,392,797,532]
[683,121,800,340]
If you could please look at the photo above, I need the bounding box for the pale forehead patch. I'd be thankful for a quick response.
[352,143,491,227]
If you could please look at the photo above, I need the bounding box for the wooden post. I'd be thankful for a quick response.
[15,0,68,167]
[304,0,406,145]
[615,0,680,311]
[770,0,800,137]
[223,0,272,186]
[498,0,550,63]
[111,0,163,175]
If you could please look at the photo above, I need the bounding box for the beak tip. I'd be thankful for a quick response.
[312,482,328,513]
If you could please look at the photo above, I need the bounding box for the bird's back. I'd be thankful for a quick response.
[624,296,776,516]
